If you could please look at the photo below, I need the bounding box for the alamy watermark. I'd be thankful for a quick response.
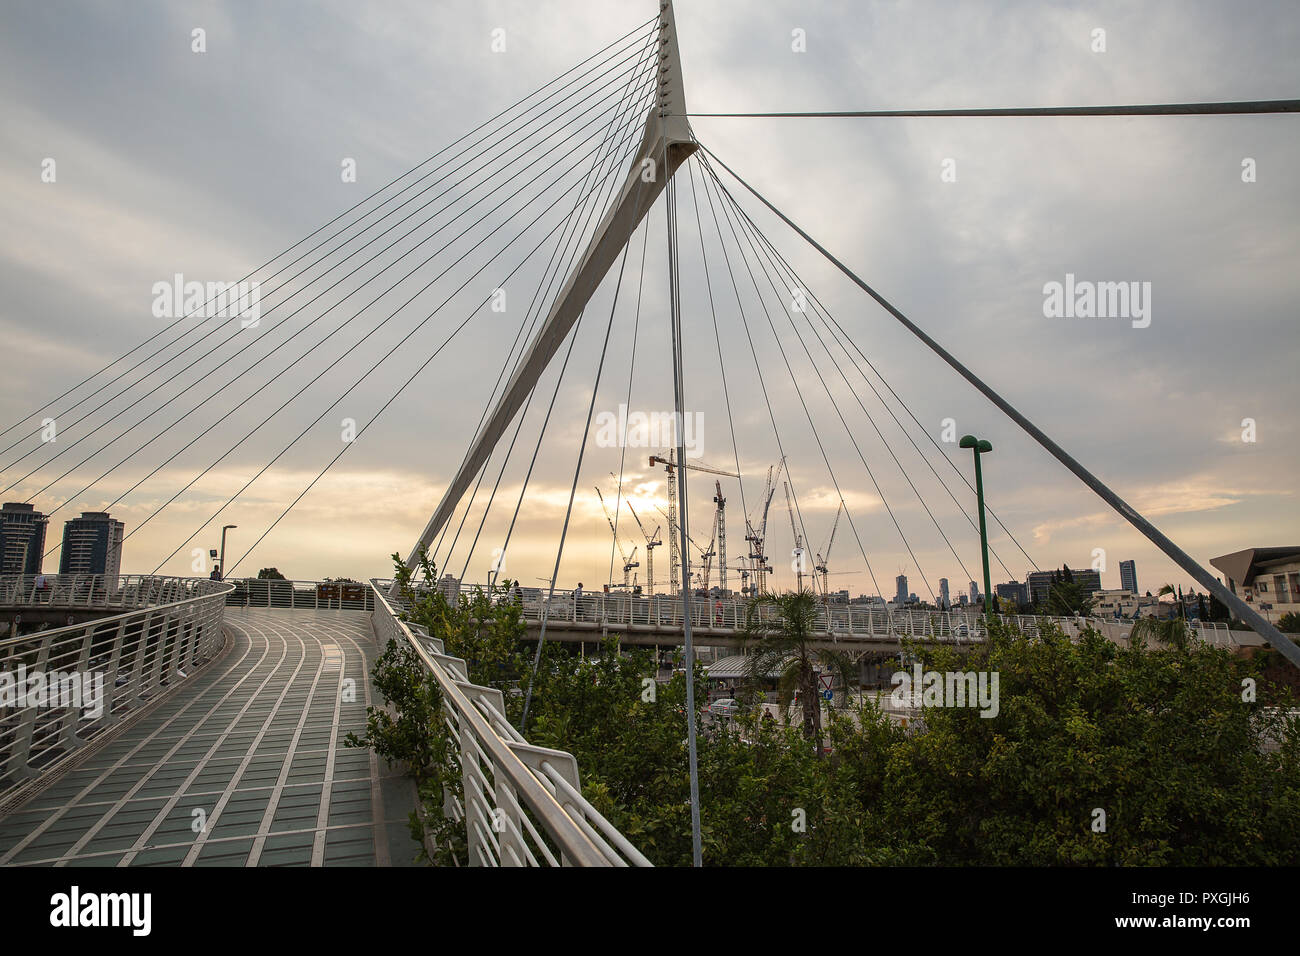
[593,404,704,458]
[152,273,263,328]
[1042,273,1151,329]
[1,666,104,719]
[890,664,999,717]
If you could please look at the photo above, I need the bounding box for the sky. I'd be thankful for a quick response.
[0,0,1296,601]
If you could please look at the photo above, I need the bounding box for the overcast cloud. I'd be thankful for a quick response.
[0,0,1296,600]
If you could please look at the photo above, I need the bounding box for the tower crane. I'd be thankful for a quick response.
[595,487,639,589]
[744,459,783,595]
[626,502,661,596]
[713,480,728,594]
[784,479,805,593]
[658,505,717,593]
[648,452,738,593]
[814,501,844,600]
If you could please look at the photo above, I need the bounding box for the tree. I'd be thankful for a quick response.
[878,619,1299,865]
[351,550,1300,867]
[1157,583,1186,620]
[1130,612,1192,651]
[741,589,854,747]
[257,567,286,580]
[1044,579,1094,616]
[1277,612,1300,634]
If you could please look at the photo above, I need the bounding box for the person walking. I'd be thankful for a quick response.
[573,582,584,621]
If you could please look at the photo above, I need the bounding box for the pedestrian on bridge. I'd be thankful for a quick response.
[574,582,584,621]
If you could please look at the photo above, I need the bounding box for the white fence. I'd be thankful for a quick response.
[389,580,1236,646]
[0,576,232,799]
[223,578,374,611]
[369,579,650,867]
[1,573,207,615]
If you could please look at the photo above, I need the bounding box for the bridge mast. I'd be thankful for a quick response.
[407,2,696,570]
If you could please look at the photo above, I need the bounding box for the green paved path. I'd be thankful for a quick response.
[0,609,418,866]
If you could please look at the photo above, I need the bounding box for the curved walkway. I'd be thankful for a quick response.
[0,609,417,866]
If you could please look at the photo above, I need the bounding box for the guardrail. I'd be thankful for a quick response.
[401,581,1235,646]
[224,578,374,611]
[0,574,203,615]
[369,579,650,867]
[0,576,232,799]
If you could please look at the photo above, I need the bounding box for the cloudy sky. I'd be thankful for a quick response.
[1,0,1296,602]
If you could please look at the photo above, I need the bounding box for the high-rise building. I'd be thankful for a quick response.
[1026,567,1102,606]
[1119,559,1137,595]
[996,580,1029,607]
[59,512,124,578]
[894,574,908,605]
[0,502,48,574]
[939,578,950,609]
[969,580,980,604]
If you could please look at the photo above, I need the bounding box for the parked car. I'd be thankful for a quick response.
[708,698,740,718]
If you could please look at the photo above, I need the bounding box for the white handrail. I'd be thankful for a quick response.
[0,576,232,800]
[368,579,650,867]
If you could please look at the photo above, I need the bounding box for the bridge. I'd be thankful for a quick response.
[387,577,1249,652]
[0,2,1295,867]
[0,575,646,866]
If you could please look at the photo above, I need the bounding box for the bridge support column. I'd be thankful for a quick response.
[406,3,697,567]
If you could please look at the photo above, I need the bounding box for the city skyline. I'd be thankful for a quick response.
[0,1,1295,600]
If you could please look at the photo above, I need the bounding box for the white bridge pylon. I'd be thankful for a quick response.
[408,2,696,568]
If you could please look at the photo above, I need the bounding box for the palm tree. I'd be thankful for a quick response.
[1157,583,1185,619]
[741,589,855,747]
[1130,612,1192,651]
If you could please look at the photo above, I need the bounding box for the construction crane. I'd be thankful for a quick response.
[595,487,639,589]
[658,505,717,593]
[626,502,661,596]
[725,564,751,597]
[648,452,739,593]
[713,480,728,594]
[744,459,783,595]
[814,501,844,600]
[784,479,805,593]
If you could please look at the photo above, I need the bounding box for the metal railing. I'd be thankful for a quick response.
[223,578,375,611]
[394,582,1236,646]
[0,576,232,797]
[369,579,651,867]
[0,573,202,613]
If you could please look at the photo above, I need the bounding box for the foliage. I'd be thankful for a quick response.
[343,635,463,864]
[1042,579,1095,616]
[256,567,286,580]
[740,589,854,745]
[1278,612,1300,635]
[348,550,1300,866]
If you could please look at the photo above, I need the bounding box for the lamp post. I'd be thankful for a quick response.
[219,524,237,581]
[959,436,993,618]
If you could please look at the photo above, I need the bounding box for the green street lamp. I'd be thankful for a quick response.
[959,435,994,618]
[219,524,237,581]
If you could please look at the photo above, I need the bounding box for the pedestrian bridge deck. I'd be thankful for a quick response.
[0,609,416,867]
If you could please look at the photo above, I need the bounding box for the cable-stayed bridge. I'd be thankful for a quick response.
[1,3,1296,866]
